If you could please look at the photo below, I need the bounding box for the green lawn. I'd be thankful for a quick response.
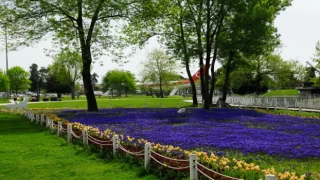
[24,95,192,109]
[261,89,298,96]
[0,113,157,180]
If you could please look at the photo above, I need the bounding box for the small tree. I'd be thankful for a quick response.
[51,49,82,99]
[7,66,31,94]
[140,49,179,98]
[102,70,136,97]
[0,70,10,92]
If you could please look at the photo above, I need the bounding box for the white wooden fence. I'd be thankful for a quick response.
[213,96,320,110]
[21,110,278,180]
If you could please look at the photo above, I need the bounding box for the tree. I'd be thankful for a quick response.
[140,49,179,98]
[28,63,47,98]
[7,66,31,94]
[1,0,142,111]
[52,49,82,99]
[310,41,320,87]
[102,70,136,97]
[0,70,10,92]
[45,65,71,96]
[91,73,99,90]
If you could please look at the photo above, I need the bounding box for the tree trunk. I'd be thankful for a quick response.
[179,15,198,105]
[222,50,234,102]
[71,81,75,100]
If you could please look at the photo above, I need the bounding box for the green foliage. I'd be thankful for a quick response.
[310,41,320,87]
[6,66,31,93]
[0,70,10,92]
[102,70,136,94]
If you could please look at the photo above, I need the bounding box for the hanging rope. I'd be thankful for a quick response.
[117,144,144,156]
[87,134,113,143]
[71,130,83,139]
[150,155,190,170]
[150,150,189,162]
[196,162,241,180]
[87,136,113,146]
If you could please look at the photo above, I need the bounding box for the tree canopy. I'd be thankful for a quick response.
[7,66,31,94]
[0,70,10,92]
[102,70,136,97]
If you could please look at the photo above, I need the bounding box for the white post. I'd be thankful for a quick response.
[40,114,45,126]
[67,123,72,143]
[31,112,35,123]
[265,174,276,180]
[144,143,151,170]
[46,118,50,128]
[51,120,55,133]
[36,114,40,124]
[189,154,198,180]
[286,107,289,115]
[238,102,241,109]
[113,135,119,155]
[82,129,88,146]
[57,122,62,137]
[299,103,302,116]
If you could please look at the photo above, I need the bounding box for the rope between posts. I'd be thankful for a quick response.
[87,134,113,143]
[150,150,189,162]
[196,162,241,180]
[71,130,83,139]
[87,136,113,146]
[60,128,67,133]
[87,137,113,146]
[197,167,215,180]
[150,155,190,170]
[117,144,144,156]
[61,126,67,132]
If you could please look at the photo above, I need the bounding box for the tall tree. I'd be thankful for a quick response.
[45,65,71,96]
[1,0,142,111]
[102,70,136,97]
[140,49,179,98]
[310,41,320,87]
[7,66,31,94]
[28,63,47,98]
[52,49,82,99]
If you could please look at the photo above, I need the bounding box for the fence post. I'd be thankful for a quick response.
[51,120,55,133]
[57,122,62,137]
[36,114,40,124]
[49,119,53,131]
[82,129,88,146]
[67,123,72,143]
[113,135,119,155]
[40,114,45,126]
[190,154,198,180]
[299,103,302,116]
[265,174,276,180]
[144,143,151,170]
[46,118,50,128]
[31,112,35,123]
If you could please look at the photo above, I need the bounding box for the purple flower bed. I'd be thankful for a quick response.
[57,108,320,158]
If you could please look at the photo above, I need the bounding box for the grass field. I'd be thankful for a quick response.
[262,89,298,96]
[15,95,193,109]
[0,113,157,180]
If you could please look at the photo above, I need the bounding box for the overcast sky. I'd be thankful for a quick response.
[1,0,320,83]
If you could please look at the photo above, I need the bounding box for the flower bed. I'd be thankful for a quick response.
[57,108,320,158]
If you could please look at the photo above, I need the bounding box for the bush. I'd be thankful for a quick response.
[43,97,49,101]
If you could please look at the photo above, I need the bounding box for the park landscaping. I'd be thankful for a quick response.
[1,96,320,179]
